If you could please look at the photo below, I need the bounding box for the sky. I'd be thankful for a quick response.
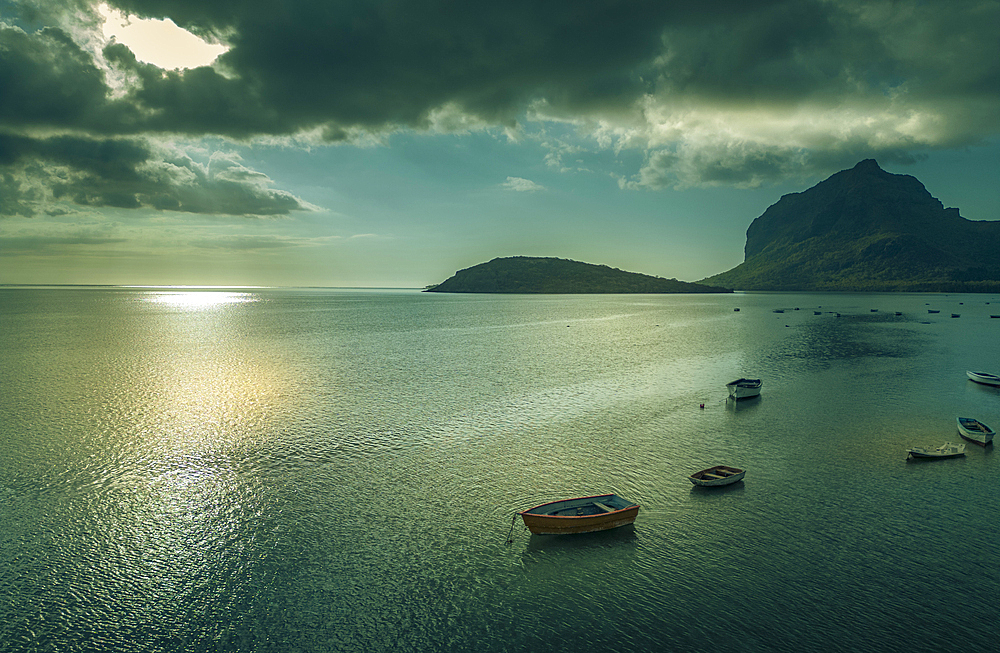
[0,0,998,288]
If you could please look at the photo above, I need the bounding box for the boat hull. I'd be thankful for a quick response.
[689,466,745,487]
[966,371,1000,387]
[519,494,640,535]
[907,449,964,459]
[726,378,762,400]
[907,442,966,459]
[957,417,995,446]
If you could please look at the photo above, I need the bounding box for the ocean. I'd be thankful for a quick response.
[2,287,999,652]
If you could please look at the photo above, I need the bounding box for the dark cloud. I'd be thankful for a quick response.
[93,0,997,137]
[6,0,792,137]
[1,0,998,199]
[0,24,127,132]
[0,132,313,216]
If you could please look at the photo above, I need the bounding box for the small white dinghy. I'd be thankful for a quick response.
[966,371,1000,387]
[957,417,995,446]
[906,442,966,460]
[689,465,746,486]
[726,378,762,400]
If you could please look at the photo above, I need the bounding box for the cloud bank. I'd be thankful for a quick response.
[1,0,998,214]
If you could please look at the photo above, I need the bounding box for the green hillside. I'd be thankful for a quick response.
[426,257,732,293]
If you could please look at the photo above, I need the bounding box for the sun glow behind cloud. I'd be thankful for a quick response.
[99,3,228,70]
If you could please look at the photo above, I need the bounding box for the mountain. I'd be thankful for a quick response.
[701,159,1000,292]
[426,257,732,293]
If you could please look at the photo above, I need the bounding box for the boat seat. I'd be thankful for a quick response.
[702,473,725,480]
[593,502,616,513]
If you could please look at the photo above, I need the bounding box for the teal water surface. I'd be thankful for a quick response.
[2,288,999,652]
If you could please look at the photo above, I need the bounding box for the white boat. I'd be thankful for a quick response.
[907,442,966,459]
[966,371,1000,387]
[689,465,745,487]
[726,378,762,400]
[957,417,995,446]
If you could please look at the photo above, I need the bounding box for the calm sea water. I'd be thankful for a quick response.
[2,287,1000,652]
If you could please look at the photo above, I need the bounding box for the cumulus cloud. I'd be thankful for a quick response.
[0,0,998,197]
[502,177,545,192]
[0,132,314,216]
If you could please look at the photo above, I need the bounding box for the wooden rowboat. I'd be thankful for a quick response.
[689,465,745,487]
[518,494,639,535]
[957,416,995,446]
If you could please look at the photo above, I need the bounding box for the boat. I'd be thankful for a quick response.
[907,442,966,459]
[928,310,940,314]
[967,371,1000,386]
[726,378,762,400]
[957,417,995,446]
[951,314,960,318]
[689,465,745,487]
[517,494,640,535]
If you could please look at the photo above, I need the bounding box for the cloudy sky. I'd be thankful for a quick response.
[1,0,998,287]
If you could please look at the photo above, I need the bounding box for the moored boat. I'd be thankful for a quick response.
[957,417,995,446]
[966,371,1000,387]
[726,378,762,400]
[907,442,966,459]
[689,465,745,487]
[518,494,640,535]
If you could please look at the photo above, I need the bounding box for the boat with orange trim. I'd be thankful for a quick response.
[517,494,639,535]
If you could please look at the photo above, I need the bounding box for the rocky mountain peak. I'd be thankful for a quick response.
[700,160,1000,292]
[744,159,949,259]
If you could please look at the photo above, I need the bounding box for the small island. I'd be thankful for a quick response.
[425,257,732,293]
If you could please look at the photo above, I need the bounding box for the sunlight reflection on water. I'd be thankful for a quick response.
[144,290,260,309]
